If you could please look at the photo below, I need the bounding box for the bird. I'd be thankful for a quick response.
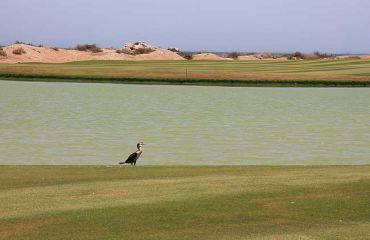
[119,142,144,166]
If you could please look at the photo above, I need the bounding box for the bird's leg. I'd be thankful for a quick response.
[134,161,136,166]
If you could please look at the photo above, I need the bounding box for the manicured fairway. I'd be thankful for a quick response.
[1,59,370,86]
[1,166,369,239]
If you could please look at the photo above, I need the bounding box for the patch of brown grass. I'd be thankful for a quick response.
[0,218,64,238]
[92,191,133,197]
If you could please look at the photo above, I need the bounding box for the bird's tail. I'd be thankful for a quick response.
[118,161,125,165]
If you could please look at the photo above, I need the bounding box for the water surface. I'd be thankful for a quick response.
[0,80,369,165]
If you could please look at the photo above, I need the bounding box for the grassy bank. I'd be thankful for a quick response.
[1,166,369,239]
[1,59,370,87]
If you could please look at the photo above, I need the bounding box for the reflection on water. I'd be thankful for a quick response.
[0,80,369,165]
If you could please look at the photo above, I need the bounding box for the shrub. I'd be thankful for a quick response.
[293,51,306,59]
[183,54,193,60]
[177,51,193,60]
[284,51,306,60]
[259,52,273,58]
[196,51,208,54]
[313,51,333,59]
[182,53,193,60]
[226,52,241,59]
[51,47,59,51]
[75,44,102,53]
[12,47,26,55]
[168,47,180,53]
[116,49,123,54]
[133,48,155,55]
[0,48,7,57]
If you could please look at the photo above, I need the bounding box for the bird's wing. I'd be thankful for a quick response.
[125,152,138,163]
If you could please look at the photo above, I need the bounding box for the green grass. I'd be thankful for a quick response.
[1,59,370,86]
[1,166,369,239]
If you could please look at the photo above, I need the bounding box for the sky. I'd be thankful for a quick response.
[1,0,370,53]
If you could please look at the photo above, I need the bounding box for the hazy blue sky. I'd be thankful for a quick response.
[1,0,369,53]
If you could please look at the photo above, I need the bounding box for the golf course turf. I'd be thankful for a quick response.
[1,165,369,239]
[1,59,370,87]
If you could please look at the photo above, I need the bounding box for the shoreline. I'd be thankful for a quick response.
[1,74,370,87]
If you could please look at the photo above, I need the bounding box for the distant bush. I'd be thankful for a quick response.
[116,49,123,54]
[51,47,59,51]
[177,51,193,60]
[182,53,193,60]
[133,48,155,55]
[284,51,306,60]
[183,54,193,60]
[284,51,333,60]
[14,41,40,47]
[226,52,241,59]
[0,47,7,57]
[313,51,333,59]
[293,51,305,59]
[259,52,273,58]
[168,47,180,53]
[12,47,26,55]
[75,44,103,53]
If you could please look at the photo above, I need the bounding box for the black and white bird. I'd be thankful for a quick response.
[119,142,144,166]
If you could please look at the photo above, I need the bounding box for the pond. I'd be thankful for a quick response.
[0,80,369,165]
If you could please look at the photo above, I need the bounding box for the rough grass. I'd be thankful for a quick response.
[0,166,369,240]
[0,59,370,86]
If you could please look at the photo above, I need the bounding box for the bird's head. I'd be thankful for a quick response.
[137,141,144,150]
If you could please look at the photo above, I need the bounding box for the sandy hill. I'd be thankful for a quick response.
[0,42,184,63]
[1,43,368,63]
[192,53,233,61]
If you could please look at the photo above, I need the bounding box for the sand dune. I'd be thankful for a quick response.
[1,43,368,63]
[192,53,233,61]
[0,43,184,63]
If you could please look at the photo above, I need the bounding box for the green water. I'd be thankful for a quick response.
[0,80,369,165]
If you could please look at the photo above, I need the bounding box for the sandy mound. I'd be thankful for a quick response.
[0,44,123,63]
[192,53,232,61]
[0,43,184,63]
[237,55,260,61]
[335,55,364,60]
[121,42,184,60]
[133,49,184,60]
[238,52,287,61]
